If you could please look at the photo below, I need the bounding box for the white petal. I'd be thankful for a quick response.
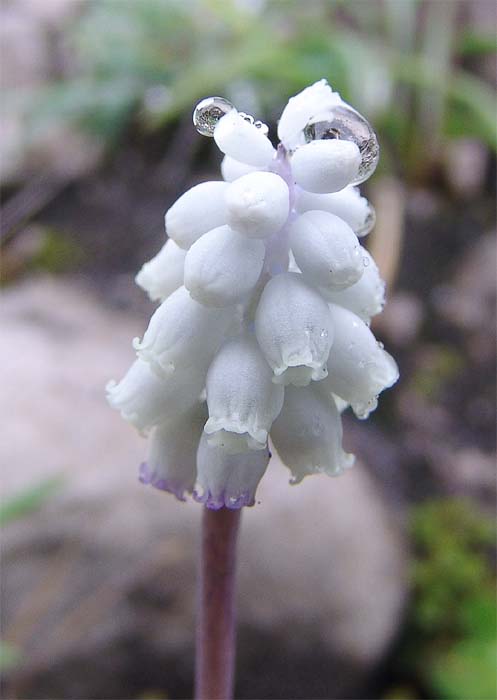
[320,248,385,322]
[140,402,207,499]
[165,181,228,249]
[322,304,399,418]
[290,140,361,194]
[106,358,205,433]
[214,110,275,167]
[221,155,259,182]
[255,272,333,386]
[204,334,284,453]
[225,171,289,239]
[277,79,342,151]
[195,432,270,509]
[184,225,265,307]
[289,210,364,291]
[135,239,186,302]
[134,286,234,376]
[270,384,354,483]
[296,185,374,237]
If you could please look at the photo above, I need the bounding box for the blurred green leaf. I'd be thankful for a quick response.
[0,641,21,672]
[0,476,64,526]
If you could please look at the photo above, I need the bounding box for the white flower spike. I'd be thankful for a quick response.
[108,79,398,509]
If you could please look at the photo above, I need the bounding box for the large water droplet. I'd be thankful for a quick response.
[303,104,379,184]
[193,96,234,137]
[357,203,376,237]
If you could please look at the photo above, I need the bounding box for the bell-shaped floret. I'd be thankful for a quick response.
[165,181,229,249]
[139,402,207,499]
[195,432,270,509]
[291,140,361,194]
[270,384,354,484]
[226,172,290,239]
[296,186,374,238]
[255,272,333,386]
[320,248,385,322]
[289,210,364,291]
[277,79,342,152]
[322,304,399,418]
[106,358,205,433]
[184,225,265,307]
[221,155,259,182]
[135,239,186,302]
[214,110,275,167]
[204,334,284,453]
[134,286,234,376]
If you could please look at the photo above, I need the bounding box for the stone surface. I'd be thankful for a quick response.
[1,276,407,699]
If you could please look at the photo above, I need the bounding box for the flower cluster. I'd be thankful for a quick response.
[107,80,398,509]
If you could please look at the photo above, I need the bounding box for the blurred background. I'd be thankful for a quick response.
[1,1,496,698]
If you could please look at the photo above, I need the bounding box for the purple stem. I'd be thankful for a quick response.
[195,506,241,700]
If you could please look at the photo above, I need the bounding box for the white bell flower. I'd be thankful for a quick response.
[270,384,354,484]
[184,225,265,307]
[289,210,364,291]
[290,139,361,193]
[214,109,275,167]
[195,432,270,510]
[135,238,186,302]
[255,272,333,386]
[320,248,385,322]
[322,304,399,419]
[225,171,290,239]
[165,181,229,249]
[221,155,258,182]
[140,402,207,500]
[204,334,284,453]
[134,285,234,376]
[296,185,375,238]
[109,79,398,509]
[106,358,205,434]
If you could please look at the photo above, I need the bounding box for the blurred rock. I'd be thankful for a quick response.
[1,277,407,699]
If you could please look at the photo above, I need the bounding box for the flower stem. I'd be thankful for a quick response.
[195,506,241,700]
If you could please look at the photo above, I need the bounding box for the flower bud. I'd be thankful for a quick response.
[214,110,275,167]
[290,140,361,194]
[322,304,399,418]
[184,225,265,307]
[255,272,333,386]
[226,171,290,239]
[134,286,234,376]
[320,248,385,322]
[221,155,258,182]
[296,185,374,238]
[277,79,342,151]
[165,181,228,249]
[135,238,186,302]
[205,334,284,453]
[270,384,354,483]
[195,432,270,509]
[289,210,364,291]
[140,402,207,499]
[106,358,205,433]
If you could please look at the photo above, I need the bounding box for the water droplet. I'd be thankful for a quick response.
[193,96,234,137]
[320,329,328,338]
[363,255,370,267]
[254,120,269,135]
[303,104,379,184]
[357,204,376,236]
[238,111,255,125]
[377,341,384,349]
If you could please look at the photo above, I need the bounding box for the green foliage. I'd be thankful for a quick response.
[0,476,64,526]
[30,229,85,274]
[399,499,497,700]
[3,0,496,178]
[0,641,21,672]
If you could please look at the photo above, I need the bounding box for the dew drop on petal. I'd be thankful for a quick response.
[254,120,269,135]
[193,96,235,137]
[357,203,376,237]
[238,112,255,125]
[363,255,370,267]
[303,105,379,184]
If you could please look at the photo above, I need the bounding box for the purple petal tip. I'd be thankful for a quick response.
[139,462,188,502]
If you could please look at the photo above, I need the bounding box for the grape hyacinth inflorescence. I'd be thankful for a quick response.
[107,79,398,510]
